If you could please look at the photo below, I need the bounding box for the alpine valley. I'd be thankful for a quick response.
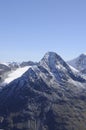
[0,52,86,130]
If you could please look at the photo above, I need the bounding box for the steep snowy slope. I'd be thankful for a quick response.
[4,66,31,84]
[0,61,36,84]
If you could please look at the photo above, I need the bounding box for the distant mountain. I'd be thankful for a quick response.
[68,53,86,74]
[0,62,11,74]
[0,52,86,130]
[8,62,20,70]
[20,61,37,67]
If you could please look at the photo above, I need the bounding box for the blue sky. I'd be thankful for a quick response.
[0,0,86,62]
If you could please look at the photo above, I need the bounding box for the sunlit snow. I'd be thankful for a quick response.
[4,66,31,84]
[0,62,9,66]
[68,65,79,72]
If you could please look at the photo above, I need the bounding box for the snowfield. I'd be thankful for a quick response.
[4,66,31,84]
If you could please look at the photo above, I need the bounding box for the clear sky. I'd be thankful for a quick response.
[0,0,86,62]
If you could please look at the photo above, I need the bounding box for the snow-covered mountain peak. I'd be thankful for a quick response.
[80,53,86,56]
[41,51,61,61]
[40,52,65,69]
[1,52,86,86]
[43,51,58,57]
[40,52,57,63]
[68,53,86,73]
[39,52,85,83]
[79,53,86,59]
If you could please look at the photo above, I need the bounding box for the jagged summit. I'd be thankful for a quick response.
[78,53,86,59]
[80,53,86,56]
[41,51,60,59]
[40,52,69,71]
[40,52,66,70]
[40,52,62,63]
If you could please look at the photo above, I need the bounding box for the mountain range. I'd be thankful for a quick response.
[0,52,86,130]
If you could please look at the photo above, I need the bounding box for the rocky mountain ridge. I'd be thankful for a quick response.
[0,52,86,130]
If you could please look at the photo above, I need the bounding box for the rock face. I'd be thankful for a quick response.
[0,52,86,130]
